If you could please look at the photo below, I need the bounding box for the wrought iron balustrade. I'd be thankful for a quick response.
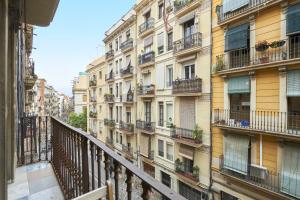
[173,32,202,53]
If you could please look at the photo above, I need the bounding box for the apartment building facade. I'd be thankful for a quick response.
[211,0,300,200]
[72,72,88,114]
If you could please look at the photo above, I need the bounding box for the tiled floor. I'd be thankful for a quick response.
[8,162,64,200]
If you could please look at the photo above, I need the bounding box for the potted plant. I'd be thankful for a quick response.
[269,40,286,48]
[214,56,225,72]
[175,159,183,172]
[192,124,203,143]
[192,166,200,178]
[255,40,269,52]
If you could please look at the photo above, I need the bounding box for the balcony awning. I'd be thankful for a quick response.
[225,24,249,52]
[287,3,300,35]
[287,70,300,97]
[22,0,60,27]
[179,145,194,160]
[223,0,249,14]
[178,12,195,25]
[228,76,250,94]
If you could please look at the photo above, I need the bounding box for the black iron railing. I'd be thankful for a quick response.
[104,119,116,127]
[139,18,155,35]
[106,137,114,146]
[106,49,114,59]
[104,94,114,103]
[174,0,197,12]
[89,111,97,118]
[105,71,114,81]
[90,96,96,103]
[123,92,134,103]
[138,51,155,66]
[51,117,185,199]
[120,66,133,77]
[175,161,199,182]
[171,127,203,144]
[89,79,97,87]
[120,121,134,133]
[136,120,155,133]
[137,85,155,96]
[172,78,202,94]
[214,109,300,136]
[173,32,202,53]
[120,38,134,51]
[122,144,133,157]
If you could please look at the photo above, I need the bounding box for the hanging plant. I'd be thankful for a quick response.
[255,40,269,52]
[269,40,286,48]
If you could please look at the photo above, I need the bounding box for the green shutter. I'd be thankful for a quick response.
[228,76,250,94]
[225,24,249,52]
[287,70,300,97]
[287,3,300,35]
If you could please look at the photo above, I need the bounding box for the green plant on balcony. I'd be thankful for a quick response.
[89,111,97,118]
[175,159,183,172]
[89,79,96,86]
[214,56,225,72]
[192,124,203,143]
[269,40,286,48]
[255,40,269,52]
[192,165,200,178]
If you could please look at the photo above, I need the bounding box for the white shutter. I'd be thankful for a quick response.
[223,0,249,13]
[140,134,149,157]
[180,98,195,129]
[166,104,173,124]
[156,63,165,90]
[144,36,153,47]
[143,73,151,86]
[157,32,164,47]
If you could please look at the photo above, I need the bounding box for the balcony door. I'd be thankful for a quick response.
[183,19,195,48]
[145,102,151,123]
[180,98,195,130]
[184,64,195,80]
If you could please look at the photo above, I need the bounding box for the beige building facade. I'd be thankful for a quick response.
[72,72,88,114]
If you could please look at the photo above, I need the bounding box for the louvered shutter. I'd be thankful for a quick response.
[287,3,300,35]
[228,76,250,94]
[225,24,249,52]
[157,32,164,48]
[156,63,165,90]
[287,70,300,97]
[223,0,249,14]
[180,98,195,130]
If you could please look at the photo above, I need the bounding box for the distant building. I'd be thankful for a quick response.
[72,72,88,114]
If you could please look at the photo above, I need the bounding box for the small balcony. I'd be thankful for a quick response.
[216,0,283,25]
[122,92,134,104]
[89,111,97,118]
[214,109,300,138]
[137,84,155,97]
[142,150,155,162]
[175,159,199,183]
[25,62,37,90]
[89,79,97,87]
[120,65,133,78]
[104,94,115,103]
[174,0,202,17]
[106,137,114,147]
[122,144,134,158]
[171,126,203,148]
[120,121,134,134]
[105,71,114,82]
[105,49,114,61]
[104,118,115,128]
[138,18,155,37]
[138,51,155,68]
[172,77,202,96]
[136,120,155,134]
[90,96,97,103]
[173,32,202,56]
[120,38,134,52]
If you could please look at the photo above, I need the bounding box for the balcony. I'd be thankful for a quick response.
[136,120,155,134]
[172,77,202,96]
[106,137,114,147]
[120,121,134,134]
[219,155,298,200]
[142,150,155,162]
[122,92,134,104]
[120,65,133,78]
[120,38,134,53]
[174,0,202,17]
[25,61,37,90]
[175,159,199,183]
[89,111,97,118]
[105,49,114,61]
[214,109,300,139]
[173,32,202,56]
[90,96,97,103]
[171,127,203,148]
[89,79,97,87]
[138,51,155,68]
[216,0,283,25]
[138,18,155,38]
[215,38,300,74]
[105,71,114,82]
[104,118,115,128]
[122,144,134,159]
[104,94,115,103]
[137,84,155,97]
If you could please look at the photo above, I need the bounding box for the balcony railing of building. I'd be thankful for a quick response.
[173,32,202,53]
[105,71,114,81]
[214,109,300,136]
[105,49,114,60]
[104,118,116,127]
[106,136,114,146]
[136,120,155,133]
[215,37,300,72]
[120,38,134,51]
[89,111,97,118]
[174,0,197,12]
[122,92,134,103]
[139,18,155,35]
[89,128,97,138]
[219,155,299,199]
[122,144,134,157]
[175,159,199,182]
[171,127,203,145]
[137,84,155,96]
[138,51,155,66]
[216,0,273,24]
[104,94,115,103]
[89,79,97,87]
[143,150,155,161]
[120,65,133,77]
[120,121,134,133]
[172,77,202,94]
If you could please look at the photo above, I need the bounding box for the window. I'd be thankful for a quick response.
[99,71,102,79]
[116,106,119,122]
[145,102,151,123]
[184,64,195,79]
[109,43,113,51]
[119,35,122,49]
[157,32,164,54]
[82,95,87,102]
[115,60,119,74]
[166,103,173,127]
[116,132,119,143]
[158,3,164,19]
[179,181,208,200]
[166,65,173,87]
[161,171,171,188]
[158,139,164,157]
[159,102,164,126]
[116,83,119,97]
[119,58,122,73]
[126,30,131,40]
[115,38,119,51]
[221,192,238,200]
[166,143,173,161]
[167,32,173,51]
[99,105,102,113]
[119,106,122,122]
[99,88,102,96]
[184,19,196,47]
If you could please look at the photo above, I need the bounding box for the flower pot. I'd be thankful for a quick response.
[259,56,269,63]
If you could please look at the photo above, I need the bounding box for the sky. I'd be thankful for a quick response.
[32,0,136,96]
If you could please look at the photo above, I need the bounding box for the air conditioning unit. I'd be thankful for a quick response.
[250,164,268,180]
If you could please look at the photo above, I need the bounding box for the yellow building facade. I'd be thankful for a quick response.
[212,0,300,199]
